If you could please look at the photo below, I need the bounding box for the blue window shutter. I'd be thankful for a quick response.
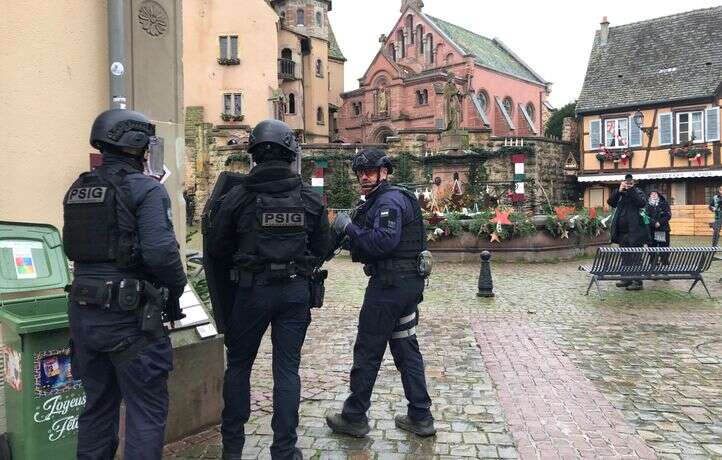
[659,113,673,145]
[705,107,720,142]
[629,117,642,147]
[589,120,601,150]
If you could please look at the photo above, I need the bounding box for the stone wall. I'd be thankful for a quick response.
[185,114,579,222]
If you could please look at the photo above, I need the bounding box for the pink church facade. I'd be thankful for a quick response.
[338,1,552,150]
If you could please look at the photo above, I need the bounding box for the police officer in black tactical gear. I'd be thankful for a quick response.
[325,148,436,438]
[63,109,187,460]
[205,119,332,460]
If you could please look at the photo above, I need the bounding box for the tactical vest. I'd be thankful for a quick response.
[351,185,426,265]
[62,167,141,268]
[234,186,315,278]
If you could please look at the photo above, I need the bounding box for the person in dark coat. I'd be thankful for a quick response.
[607,174,649,290]
[646,190,672,265]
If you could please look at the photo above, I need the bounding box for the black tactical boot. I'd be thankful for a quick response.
[615,280,632,287]
[325,413,371,437]
[626,280,643,291]
[394,415,437,437]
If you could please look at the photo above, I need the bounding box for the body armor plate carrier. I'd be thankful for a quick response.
[351,186,426,266]
[233,187,315,280]
[63,167,141,268]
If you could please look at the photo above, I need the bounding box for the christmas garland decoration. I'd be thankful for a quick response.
[424,207,611,242]
[544,207,610,239]
[596,146,634,165]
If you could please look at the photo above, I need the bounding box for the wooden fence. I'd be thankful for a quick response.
[670,205,715,236]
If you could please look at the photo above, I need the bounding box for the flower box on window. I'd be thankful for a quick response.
[220,113,244,122]
[595,145,634,165]
[217,57,240,65]
[669,141,710,165]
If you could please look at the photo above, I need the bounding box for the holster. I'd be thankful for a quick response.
[309,269,328,309]
[139,282,168,338]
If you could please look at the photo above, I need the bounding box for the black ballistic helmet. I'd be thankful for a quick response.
[90,109,155,152]
[351,148,394,175]
[248,119,300,163]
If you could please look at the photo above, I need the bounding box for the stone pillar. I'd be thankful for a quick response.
[562,117,579,143]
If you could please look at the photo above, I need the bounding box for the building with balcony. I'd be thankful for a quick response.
[271,0,346,143]
[183,0,345,143]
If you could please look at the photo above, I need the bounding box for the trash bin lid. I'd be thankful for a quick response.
[0,221,70,295]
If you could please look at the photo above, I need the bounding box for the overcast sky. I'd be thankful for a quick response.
[329,0,721,108]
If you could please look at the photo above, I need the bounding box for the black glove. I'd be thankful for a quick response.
[165,284,186,322]
[332,212,352,235]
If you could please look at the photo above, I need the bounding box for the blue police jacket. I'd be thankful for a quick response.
[346,181,418,261]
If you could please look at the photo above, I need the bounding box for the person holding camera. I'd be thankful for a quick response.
[608,173,650,290]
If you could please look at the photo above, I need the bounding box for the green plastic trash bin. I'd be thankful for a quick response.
[0,221,83,459]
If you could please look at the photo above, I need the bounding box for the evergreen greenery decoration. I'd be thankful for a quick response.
[224,153,248,166]
[326,163,357,209]
[393,153,415,184]
[544,101,576,138]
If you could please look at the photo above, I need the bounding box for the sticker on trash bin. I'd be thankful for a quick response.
[4,348,22,391]
[0,240,42,279]
[34,348,81,397]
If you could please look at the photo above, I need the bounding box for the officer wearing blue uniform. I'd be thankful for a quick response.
[63,109,187,460]
[326,149,436,438]
[205,120,331,460]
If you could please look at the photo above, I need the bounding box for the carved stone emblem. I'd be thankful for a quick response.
[138,1,168,37]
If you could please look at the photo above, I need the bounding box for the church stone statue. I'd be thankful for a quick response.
[377,88,388,114]
[443,74,463,131]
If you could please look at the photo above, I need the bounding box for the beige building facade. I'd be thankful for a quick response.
[0,1,109,231]
[183,0,345,144]
[183,0,279,127]
[272,0,346,143]
[1,0,188,244]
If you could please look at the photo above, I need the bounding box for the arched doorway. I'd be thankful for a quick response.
[372,126,395,144]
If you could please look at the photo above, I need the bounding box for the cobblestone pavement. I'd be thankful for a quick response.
[165,242,722,460]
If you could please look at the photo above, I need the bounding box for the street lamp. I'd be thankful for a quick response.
[633,110,654,137]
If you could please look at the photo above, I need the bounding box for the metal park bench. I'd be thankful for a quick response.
[579,247,717,298]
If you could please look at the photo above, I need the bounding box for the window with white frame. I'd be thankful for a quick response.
[603,118,629,148]
[219,36,238,60]
[223,93,242,115]
[677,111,704,144]
[659,107,719,145]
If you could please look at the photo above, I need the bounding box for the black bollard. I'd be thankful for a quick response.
[477,250,494,297]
